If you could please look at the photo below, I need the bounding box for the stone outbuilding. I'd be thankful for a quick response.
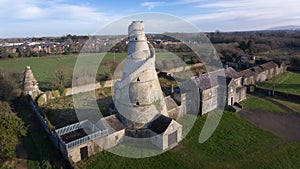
[239,61,284,86]
[225,67,247,106]
[149,115,182,150]
[190,72,220,115]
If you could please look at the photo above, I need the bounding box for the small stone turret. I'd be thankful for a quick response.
[22,66,40,99]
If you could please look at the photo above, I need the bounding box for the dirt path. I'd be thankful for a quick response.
[240,109,300,141]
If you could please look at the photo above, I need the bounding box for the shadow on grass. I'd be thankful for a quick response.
[13,98,67,169]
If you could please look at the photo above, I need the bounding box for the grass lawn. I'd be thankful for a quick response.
[76,111,300,169]
[0,54,78,89]
[258,71,300,95]
[242,94,285,113]
[0,53,126,90]
[0,52,193,90]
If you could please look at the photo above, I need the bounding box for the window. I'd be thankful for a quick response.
[136,101,140,105]
[137,77,140,81]
[115,135,118,140]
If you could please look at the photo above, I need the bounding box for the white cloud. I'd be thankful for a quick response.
[0,0,113,21]
[185,0,300,31]
[0,0,120,37]
[140,2,166,10]
[1,0,300,37]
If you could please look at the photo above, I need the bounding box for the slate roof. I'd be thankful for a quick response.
[191,69,224,91]
[225,67,240,79]
[238,61,278,77]
[149,115,172,134]
[238,69,256,78]
[101,115,125,131]
[250,66,263,73]
[260,61,278,70]
[165,96,178,111]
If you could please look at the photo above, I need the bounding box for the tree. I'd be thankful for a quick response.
[0,101,27,162]
[0,47,9,59]
[238,41,248,53]
[0,70,21,101]
[16,46,25,58]
[25,47,32,57]
[9,52,19,59]
[39,50,46,57]
[53,69,65,89]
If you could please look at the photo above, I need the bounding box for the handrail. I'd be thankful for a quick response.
[65,129,109,150]
[55,120,89,136]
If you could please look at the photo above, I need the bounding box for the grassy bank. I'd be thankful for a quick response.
[258,71,300,95]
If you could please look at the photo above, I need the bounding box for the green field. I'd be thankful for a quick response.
[259,71,300,95]
[75,94,300,169]
[76,111,300,169]
[0,52,193,90]
[0,53,126,90]
[242,94,285,113]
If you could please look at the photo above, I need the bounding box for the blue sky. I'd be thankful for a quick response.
[0,0,299,38]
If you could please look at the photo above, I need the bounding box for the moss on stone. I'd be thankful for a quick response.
[51,90,60,98]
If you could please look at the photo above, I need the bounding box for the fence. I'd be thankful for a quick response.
[55,120,88,136]
[66,129,109,150]
[55,119,109,150]
[254,87,300,104]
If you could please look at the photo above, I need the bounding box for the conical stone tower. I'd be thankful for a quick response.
[22,66,40,99]
[114,21,168,131]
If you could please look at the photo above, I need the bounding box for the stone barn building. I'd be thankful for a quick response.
[238,68,256,86]
[260,61,279,80]
[239,61,284,86]
[190,72,220,115]
[225,67,247,106]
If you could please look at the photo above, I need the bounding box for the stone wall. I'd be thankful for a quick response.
[67,129,125,163]
[37,80,114,105]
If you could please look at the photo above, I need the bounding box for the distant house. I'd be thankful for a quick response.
[187,67,247,115]
[249,55,256,60]
[31,45,40,53]
[42,45,51,54]
[225,67,247,106]
[239,61,283,86]
[190,72,220,115]
[260,61,279,80]
[9,46,17,53]
[238,69,256,86]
